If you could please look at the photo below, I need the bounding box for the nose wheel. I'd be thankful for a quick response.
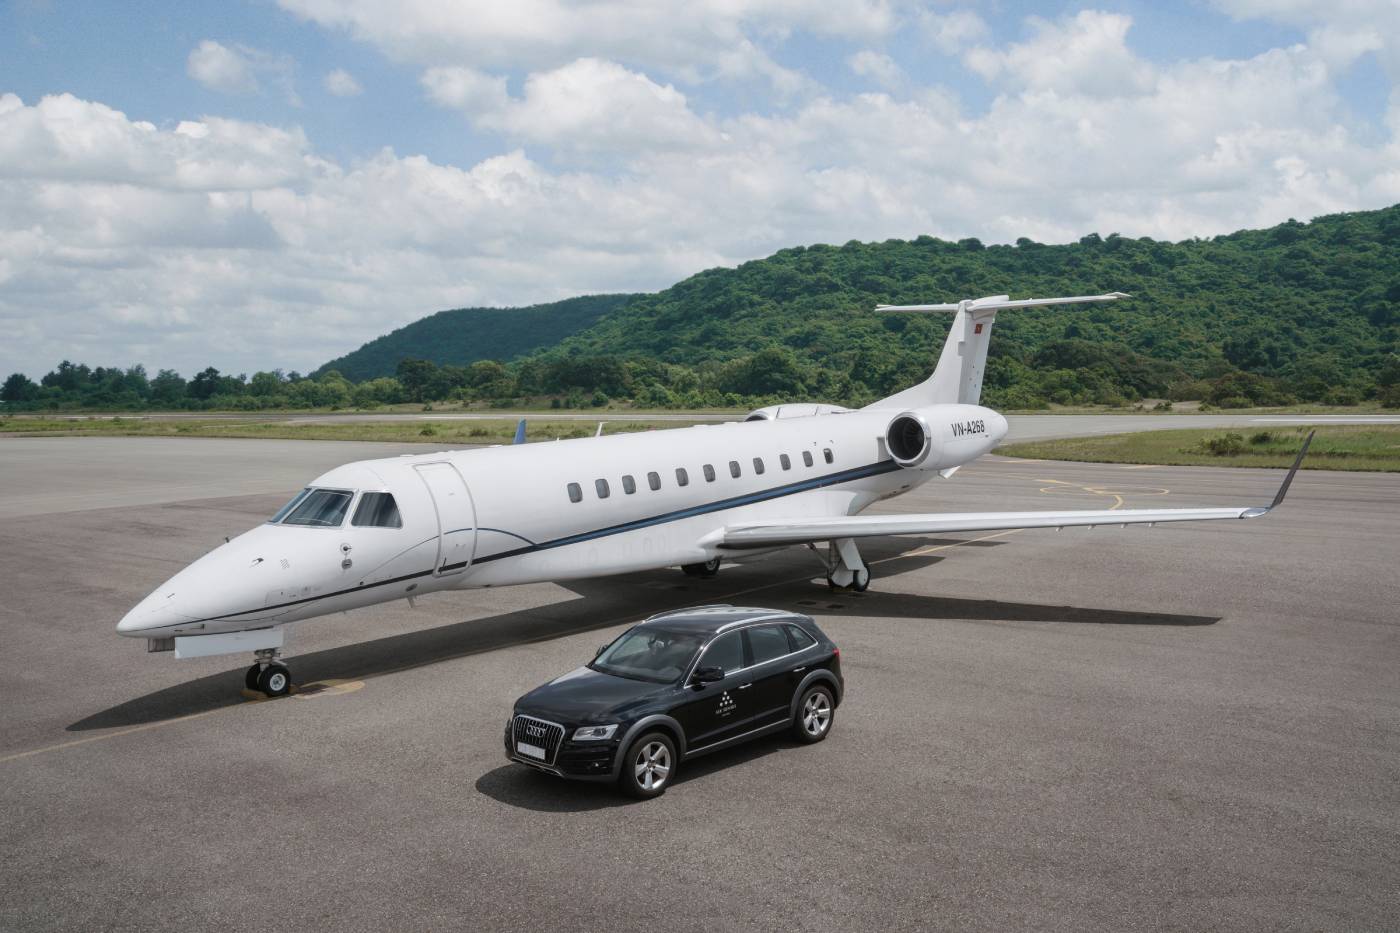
[245,648,292,697]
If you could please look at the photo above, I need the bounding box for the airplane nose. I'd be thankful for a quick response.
[116,590,182,636]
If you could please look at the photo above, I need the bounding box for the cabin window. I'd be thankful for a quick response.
[802,450,814,467]
[280,488,353,527]
[729,460,741,478]
[595,478,610,499]
[647,471,661,491]
[753,457,765,475]
[567,482,583,503]
[703,464,716,482]
[823,448,834,464]
[676,467,689,487]
[779,454,791,471]
[352,492,403,528]
[622,474,637,495]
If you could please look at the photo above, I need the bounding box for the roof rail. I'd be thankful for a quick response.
[644,604,734,621]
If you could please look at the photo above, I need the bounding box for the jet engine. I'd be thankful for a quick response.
[883,404,1008,471]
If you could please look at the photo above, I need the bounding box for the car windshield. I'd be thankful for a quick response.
[590,627,708,684]
[279,488,353,527]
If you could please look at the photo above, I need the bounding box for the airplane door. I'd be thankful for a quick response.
[414,462,476,576]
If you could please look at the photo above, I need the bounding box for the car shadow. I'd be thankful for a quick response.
[475,734,803,812]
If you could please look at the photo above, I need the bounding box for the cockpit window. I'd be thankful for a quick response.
[280,488,353,527]
[269,488,313,524]
[352,492,402,528]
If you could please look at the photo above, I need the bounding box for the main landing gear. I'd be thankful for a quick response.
[815,538,872,592]
[681,557,722,578]
[245,647,292,698]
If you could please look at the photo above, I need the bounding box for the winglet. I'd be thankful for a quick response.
[512,418,527,445]
[1242,430,1314,518]
[1270,430,1314,509]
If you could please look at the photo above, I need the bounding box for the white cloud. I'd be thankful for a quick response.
[323,68,363,97]
[920,9,989,54]
[429,59,719,152]
[186,40,300,104]
[276,0,894,90]
[847,50,903,89]
[0,9,1397,380]
[965,11,1155,98]
[187,40,259,95]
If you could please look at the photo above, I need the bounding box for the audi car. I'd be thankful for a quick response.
[504,605,844,798]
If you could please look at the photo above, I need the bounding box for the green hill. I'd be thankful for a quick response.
[312,293,641,381]
[522,205,1398,408]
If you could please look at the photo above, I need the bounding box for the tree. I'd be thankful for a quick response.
[2,372,38,402]
[150,370,187,406]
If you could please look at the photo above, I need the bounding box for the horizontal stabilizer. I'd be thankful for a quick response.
[875,292,1130,314]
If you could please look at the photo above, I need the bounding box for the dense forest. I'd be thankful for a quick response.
[311,293,638,381]
[4,206,1397,412]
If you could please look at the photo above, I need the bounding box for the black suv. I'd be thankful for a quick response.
[504,605,844,798]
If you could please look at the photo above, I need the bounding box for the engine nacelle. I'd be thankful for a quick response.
[744,403,850,422]
[884,404,1007,470]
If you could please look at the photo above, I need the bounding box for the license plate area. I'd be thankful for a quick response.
[516,741,546,760]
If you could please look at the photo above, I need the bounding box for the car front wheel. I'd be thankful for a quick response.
[618,731,677,799]
[793,685,835,743]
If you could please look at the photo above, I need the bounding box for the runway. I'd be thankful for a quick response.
[1,436,1397,931]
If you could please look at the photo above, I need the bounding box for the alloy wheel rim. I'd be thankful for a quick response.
[635,742,671,790]
[803,693,831,736]
[267,671,287,692]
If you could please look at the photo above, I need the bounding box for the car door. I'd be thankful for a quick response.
[670,631,753,752]
[744,623,804,728]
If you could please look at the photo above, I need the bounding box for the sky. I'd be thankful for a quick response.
[1,0,1397,379]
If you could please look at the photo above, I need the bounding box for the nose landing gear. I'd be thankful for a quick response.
[245,647,292,697]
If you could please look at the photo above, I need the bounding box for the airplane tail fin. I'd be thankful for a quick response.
[512,418,527,445]
[867,292,1130,409]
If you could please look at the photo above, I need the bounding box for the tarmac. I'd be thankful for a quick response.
[0,431,1397,931]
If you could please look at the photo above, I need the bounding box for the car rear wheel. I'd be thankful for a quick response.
[793,685,834,743]
[618,731,677,799]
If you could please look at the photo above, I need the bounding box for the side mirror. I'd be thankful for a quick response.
[692,666,724,685]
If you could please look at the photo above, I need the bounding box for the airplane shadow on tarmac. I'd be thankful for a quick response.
[67,535,1215,734]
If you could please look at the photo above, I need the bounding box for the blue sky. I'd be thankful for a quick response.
[0,0,1395,377]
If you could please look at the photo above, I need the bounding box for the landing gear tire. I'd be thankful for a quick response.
[244,664,262,691]
[618,731,677,799]
[681,557,721,578]
[256,663,292,698]
[851,564,871,592]
[793,685,835,744]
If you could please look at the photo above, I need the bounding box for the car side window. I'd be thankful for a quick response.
[700,631,744,675]
[785,624,816,651]
[747,625,791,665]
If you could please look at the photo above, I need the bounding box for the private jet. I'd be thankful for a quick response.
[117,293,1311,696]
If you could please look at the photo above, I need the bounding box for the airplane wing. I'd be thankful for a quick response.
[718,433,1312,550]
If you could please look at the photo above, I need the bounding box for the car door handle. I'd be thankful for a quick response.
[738,683,753,690]
[792,667,806,673]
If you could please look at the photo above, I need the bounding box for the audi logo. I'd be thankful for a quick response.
[524,724,546,738]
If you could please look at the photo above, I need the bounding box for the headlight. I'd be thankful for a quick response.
[572,724,618,741]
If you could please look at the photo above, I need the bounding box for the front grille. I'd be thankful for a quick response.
[512,715,565,765]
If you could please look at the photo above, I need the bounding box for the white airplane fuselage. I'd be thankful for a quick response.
[117,403,1006,640]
